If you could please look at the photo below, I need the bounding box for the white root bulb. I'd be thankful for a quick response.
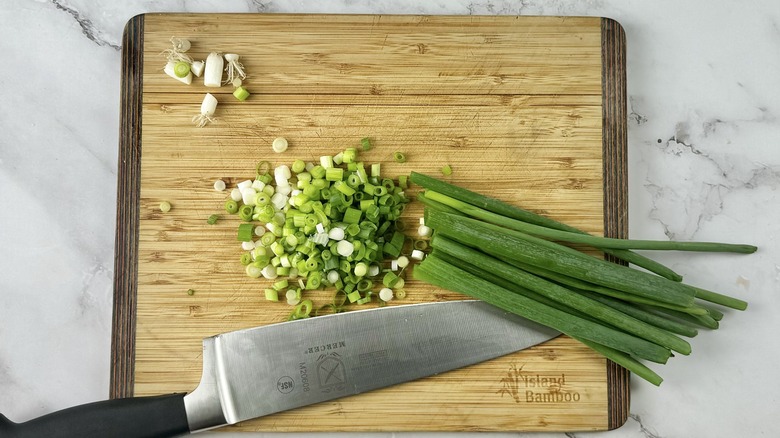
[162,37,193,63]
[204,52,224,87]
[223,53,247,85]
[164,61,192,84]
[190,60,205,77]
[192,93,218,127]
[170,37,191,52]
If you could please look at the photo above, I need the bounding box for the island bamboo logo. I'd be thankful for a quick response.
[498,363,581,403]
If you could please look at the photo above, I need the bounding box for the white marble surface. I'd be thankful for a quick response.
[1,0,778,437]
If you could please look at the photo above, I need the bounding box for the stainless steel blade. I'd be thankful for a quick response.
[183,300,559,432]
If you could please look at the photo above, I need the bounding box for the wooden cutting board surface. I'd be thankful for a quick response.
[111,13,628,432]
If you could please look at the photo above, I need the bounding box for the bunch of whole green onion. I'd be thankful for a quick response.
[410,172,755,386]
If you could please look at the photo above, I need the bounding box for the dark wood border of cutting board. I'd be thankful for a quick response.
[110,13,143,402]
[109,14,631,430]
[601,17,631,429]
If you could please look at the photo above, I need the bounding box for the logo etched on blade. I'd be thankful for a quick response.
[304,340,346,354]
[316,353,346,393]
[276,376,294,394]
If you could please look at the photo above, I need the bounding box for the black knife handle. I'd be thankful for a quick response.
[0,393,190,438]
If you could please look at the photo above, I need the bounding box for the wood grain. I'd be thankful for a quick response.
[601,17,630,430]
[111,13,143,401]
[111,13,630,432]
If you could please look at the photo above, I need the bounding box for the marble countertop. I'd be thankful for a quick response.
[1,1,778,437]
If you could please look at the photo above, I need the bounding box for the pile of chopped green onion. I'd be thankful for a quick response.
[410,172,755,386]
[221,143,415,319]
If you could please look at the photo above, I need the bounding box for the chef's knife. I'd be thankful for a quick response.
[0,300,558,437]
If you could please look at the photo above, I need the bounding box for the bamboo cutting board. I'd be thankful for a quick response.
[111,14,629,432]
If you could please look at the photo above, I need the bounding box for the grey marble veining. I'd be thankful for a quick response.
[2,1,779,437]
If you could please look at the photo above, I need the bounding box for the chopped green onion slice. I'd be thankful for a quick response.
[272,137,289,153]
[325,167,344,181]
[393,152,407,163]
[173,61,191,78]
[239,204,254,221]
[265,289,279,301]
[294,299,313,318]
[256,161,271,176]
[414,240,429,250]
[343,148,357,163]
[379,287,393,301]
[333,290,347,307]
[383,271,400,288]
[233,86,250,101]
[207,214,219,225]
[441,164,453,176]
[343,207,362,224]
[246,264,262,278]
[292,159,306,173]
[354,262,368,277]
[357,278,373,292]
[360,137,372,151]
[310,165,326,179]
[237,223,254,242]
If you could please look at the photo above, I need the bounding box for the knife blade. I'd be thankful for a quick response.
[0,300,558,438]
